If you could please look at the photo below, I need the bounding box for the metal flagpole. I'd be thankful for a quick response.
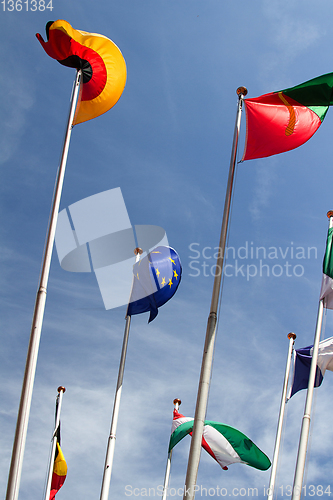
[5,70,82,500]
[44,387,66,500]
[267,333,296,500]
[183,86,247,500]
[99,247,143,500]
[291,211,333,500]
[161,398,182,500]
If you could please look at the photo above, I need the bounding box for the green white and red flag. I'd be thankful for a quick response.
[320,226,333,309]
[242,72,333,161]
[169,409,270,471]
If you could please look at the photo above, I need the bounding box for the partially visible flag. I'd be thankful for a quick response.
[320,227,333,308]
[289,336,333,398]
[169,409,270,471]
[242,72,333,161]
[36,20,127,124]
[49,428,67,500]
[127,246,182,323]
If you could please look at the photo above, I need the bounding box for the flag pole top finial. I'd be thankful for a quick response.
[327,211,333,219]
[287,332,296,340]
[237,86,248,97]
[57,386,66,393]
[134,248,143,255]
[173,398,181,406]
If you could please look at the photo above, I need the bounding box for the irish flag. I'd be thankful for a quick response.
[169,410,270,471]
[320,226,333,309]
[242,72,333,161]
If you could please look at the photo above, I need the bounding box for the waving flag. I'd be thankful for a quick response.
[50,432,67,500]
[320,226,333,308]
[127,246,182,323]
[169,409,270,471]
[36,20,127,124]
[242,72,333,161]
[289,336,333,398]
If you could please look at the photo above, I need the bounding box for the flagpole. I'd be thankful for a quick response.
[161,398,181,500]
[44,387,66,500]
[5,70,82,500]
[291,211,333,500]
[100,247,143,500]
[267,333,296,500]
[183,86,247,500]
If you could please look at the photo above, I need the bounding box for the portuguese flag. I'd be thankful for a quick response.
[242,72,333,161]
[169,409,270,471]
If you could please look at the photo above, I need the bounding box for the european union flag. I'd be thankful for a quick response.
[127,246,182,322]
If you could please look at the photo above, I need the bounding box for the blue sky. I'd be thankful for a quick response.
[2,1,333,499]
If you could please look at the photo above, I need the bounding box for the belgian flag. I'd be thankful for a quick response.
[49,433,67,500]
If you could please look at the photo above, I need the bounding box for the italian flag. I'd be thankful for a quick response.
[169,410,270,471]
[242,72,333,161]
[320,226,333,309]
[50,442,67,500]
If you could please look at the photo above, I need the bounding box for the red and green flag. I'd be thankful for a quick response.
[242,72,333,161]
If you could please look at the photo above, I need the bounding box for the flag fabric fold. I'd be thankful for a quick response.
[50,429,67,500]
[242,72,333,161]
[127,246,182,323]
[289,336,333,398]
[169,409,270,471]
[320,226,333,308]
[36,20,127,124]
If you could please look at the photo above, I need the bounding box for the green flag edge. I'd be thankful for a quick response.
[281,72,333,122]
[323,227,333,279]
[168,420,271,471]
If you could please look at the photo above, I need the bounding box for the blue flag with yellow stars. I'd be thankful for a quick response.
[127,246,182,322]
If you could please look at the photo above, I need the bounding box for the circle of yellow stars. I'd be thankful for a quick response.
[154,256,179,288]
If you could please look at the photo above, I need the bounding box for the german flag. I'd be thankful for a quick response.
[50,441,67,500]
[36,20,127,124]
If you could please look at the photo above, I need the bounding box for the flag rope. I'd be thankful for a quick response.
[291,212,333,500]
[267,333,296,500]
[5,70,81,500]
[182,87,247,500]
[274,390,289,500]
[302,305,327,492]
[212,144,240,408]
[44,387,66,500]
[99,248,143,500]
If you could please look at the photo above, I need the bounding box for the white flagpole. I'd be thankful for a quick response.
[44,387,66,500]
[100,247,143,500]
[267,333,296,500]
[183,86,247,500]
[5,70,82,500]
[291,211,333,500]
[161,398,182,500]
